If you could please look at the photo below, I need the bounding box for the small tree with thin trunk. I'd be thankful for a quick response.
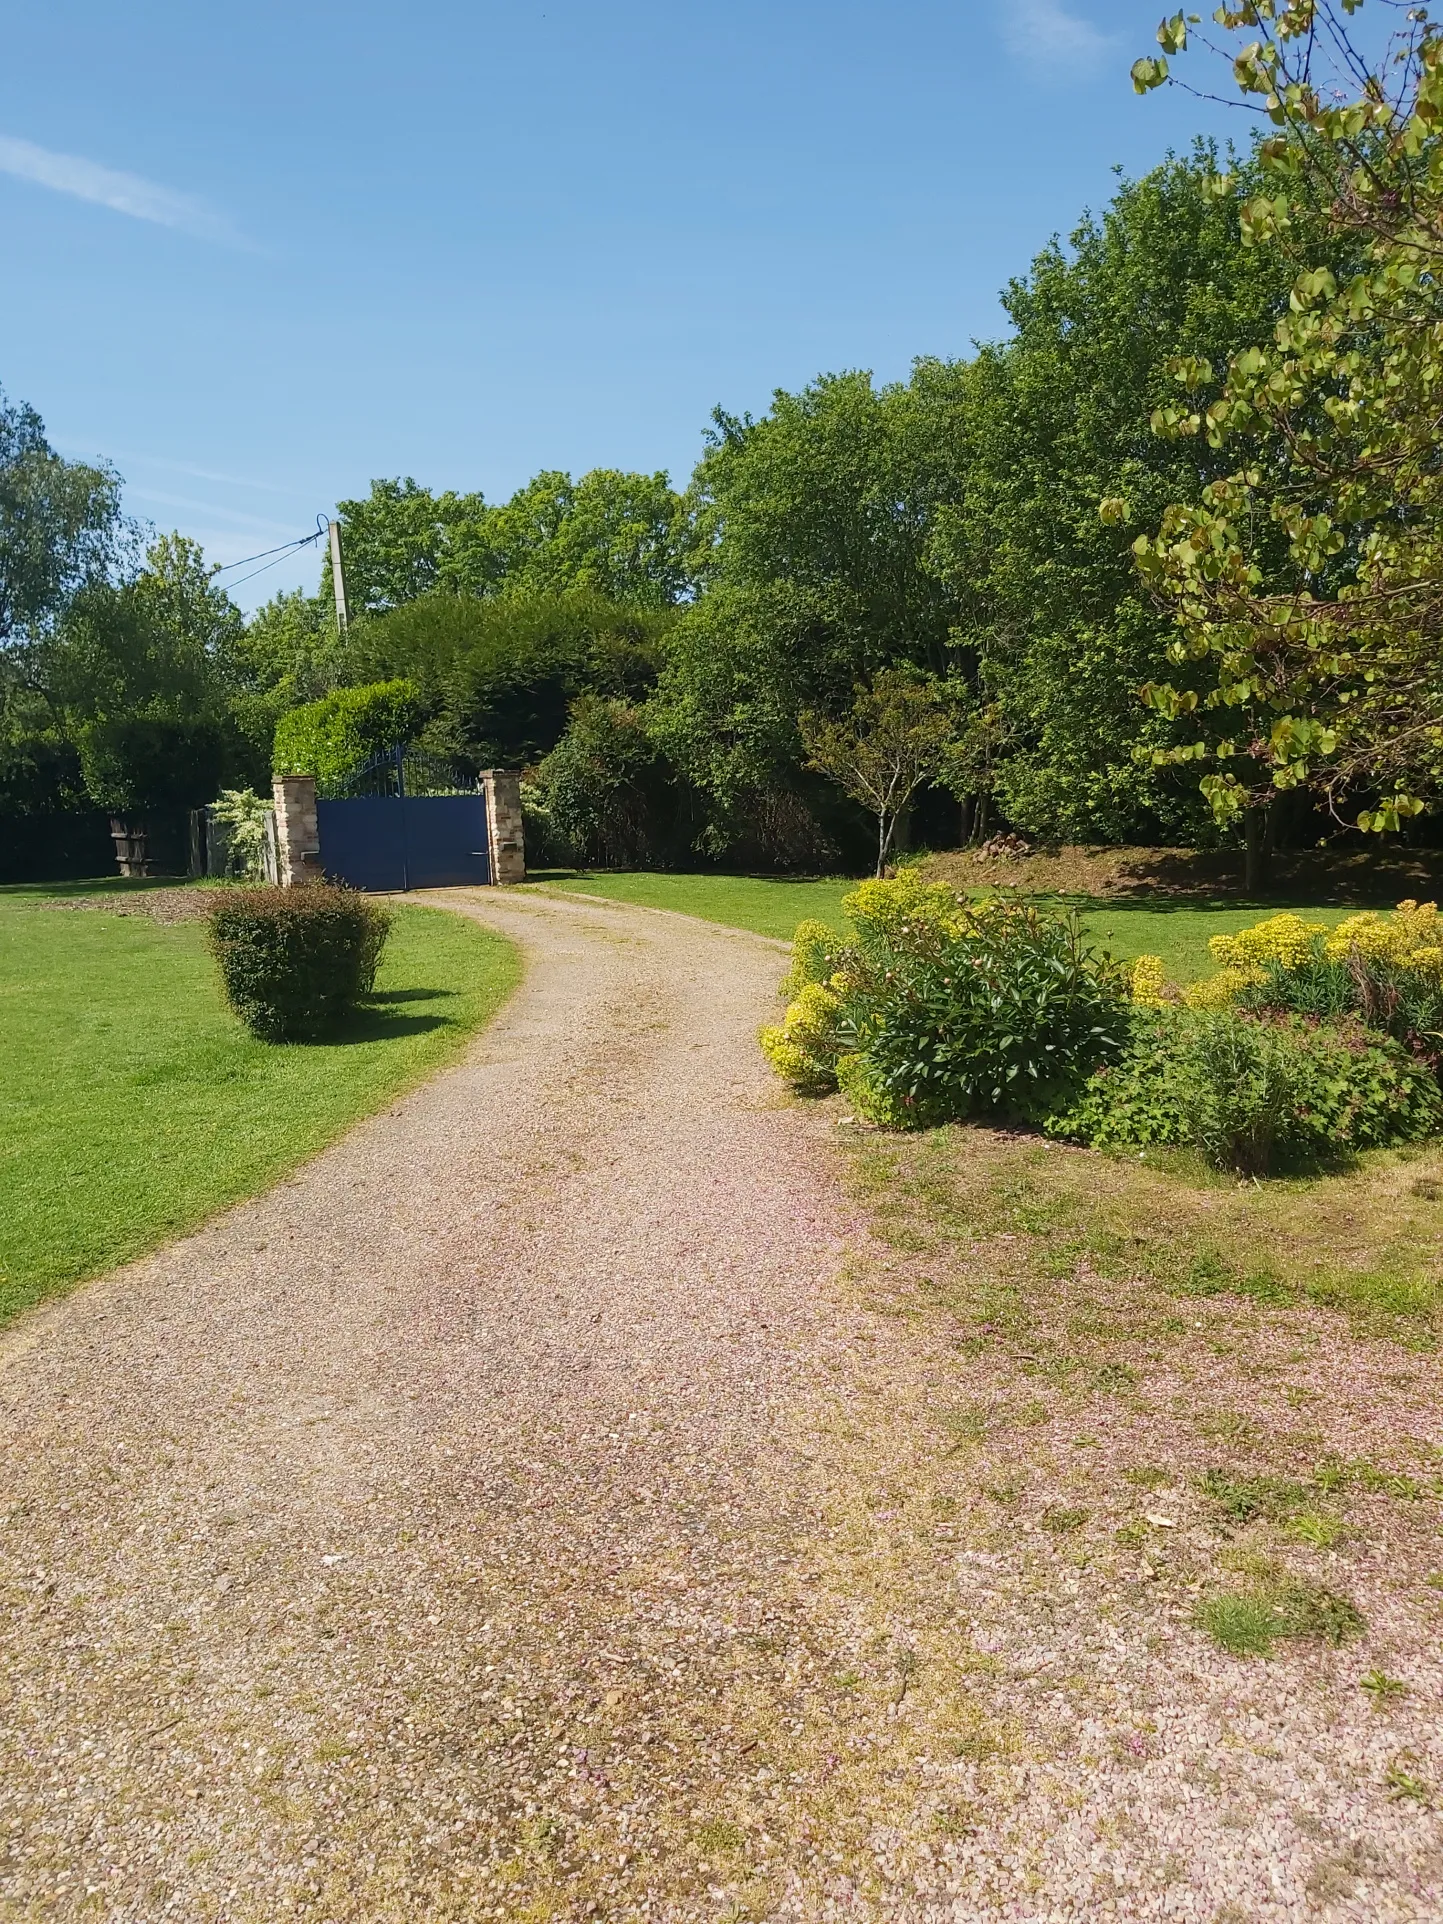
[801,669,956,876]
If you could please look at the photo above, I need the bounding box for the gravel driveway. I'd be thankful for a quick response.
[2,887,1442,1923]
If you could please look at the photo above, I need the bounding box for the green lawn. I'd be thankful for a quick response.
[0,889,519,1323]
[535,870,861,941]
[537,871,1356,980]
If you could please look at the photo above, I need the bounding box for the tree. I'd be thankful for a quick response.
[923,145,1339,845]
[321,478,496,612]
[652,369,972,860]
[35,533,239,734]
[800,670,958,876]
[0,386,127,657]
[78,715,225,815]
[322,468,691,615]
[1128,2,1443,867]
[485,469,690,606]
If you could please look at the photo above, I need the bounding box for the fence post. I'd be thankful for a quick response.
[272,776,322,886]
[479,769,526,885]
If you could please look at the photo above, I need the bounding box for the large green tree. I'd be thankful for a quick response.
[651,369,972,859]
[0,387,126,660]
[925,144,1334,844]
[322,467,690,615]
[1129,2,1443,871]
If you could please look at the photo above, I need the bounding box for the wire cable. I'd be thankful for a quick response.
[213,513,330,579]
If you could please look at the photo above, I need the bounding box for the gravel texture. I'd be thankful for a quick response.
[2,886,1442,1922]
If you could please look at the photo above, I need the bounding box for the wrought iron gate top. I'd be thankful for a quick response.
[317,741,477,801]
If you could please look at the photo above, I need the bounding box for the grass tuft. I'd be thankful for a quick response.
[1196,1580,1366,1657]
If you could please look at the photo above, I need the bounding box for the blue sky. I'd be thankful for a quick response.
[0,1,1240,608]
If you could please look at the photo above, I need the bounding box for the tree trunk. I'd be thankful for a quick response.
[958,795,975,847]
[975,793,992,844]
[1243,805,1270,896]
[876,810,890,878]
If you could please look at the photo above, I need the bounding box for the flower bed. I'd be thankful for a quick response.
[763,879,1443,1174]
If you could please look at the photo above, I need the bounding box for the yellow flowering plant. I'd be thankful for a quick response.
[1183,902,1443,1063]
[761,872,1130,1126]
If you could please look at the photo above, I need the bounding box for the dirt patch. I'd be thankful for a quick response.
[921,842,1443,905]
[36,886,211,924]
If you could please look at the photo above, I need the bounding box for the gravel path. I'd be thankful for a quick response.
[2,887,1442,1922]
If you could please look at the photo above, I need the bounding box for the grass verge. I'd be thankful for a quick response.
[849,1123,1443,1344]
[0,889,520,1322]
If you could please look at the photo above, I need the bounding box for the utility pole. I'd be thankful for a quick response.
[328,517,349,631]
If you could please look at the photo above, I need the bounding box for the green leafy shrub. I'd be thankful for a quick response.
[1051,1007,1443,1172]
[1174,1012,1305,1176]
[534,695,672,868]
[762,871,1129,1129]
[207,885,394,1040]
[841,895,1128,1129]
[272,679,423,786]
[208,787,273,881]
[1044,1012,1192,1149]
[518,778,578,870]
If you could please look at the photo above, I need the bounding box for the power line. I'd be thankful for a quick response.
[213,514,330,582]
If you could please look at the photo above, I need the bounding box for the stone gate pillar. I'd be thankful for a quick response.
[272,775,322,886]
[479,769,526,885]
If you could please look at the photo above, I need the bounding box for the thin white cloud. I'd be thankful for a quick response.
[0,133,245,246]
[1002,0,1114,67]
[122,486,303,537]
[119,455,313,497]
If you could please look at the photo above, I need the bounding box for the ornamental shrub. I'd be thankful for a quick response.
[781,918,850,999]
[759,979,846,1093]
[207,884,393,1040]
[208,787,273,881]
[1049,1007,1443,1172]
[761,874,1129,1129]
[1183,903,1443,1066]
[272,679,423,787]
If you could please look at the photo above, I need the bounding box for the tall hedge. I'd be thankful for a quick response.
[272,679,423,786]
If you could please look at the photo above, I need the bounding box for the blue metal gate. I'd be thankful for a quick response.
[315,746,491,892]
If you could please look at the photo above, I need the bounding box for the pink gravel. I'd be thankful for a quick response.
[0,886,1440,1921]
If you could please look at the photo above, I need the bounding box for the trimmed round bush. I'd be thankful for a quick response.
[207,884,394,1040]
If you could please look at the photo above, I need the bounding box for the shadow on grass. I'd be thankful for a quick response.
[0,875,198,900]
[367,986,457,1004]
[280,1007,453,1046]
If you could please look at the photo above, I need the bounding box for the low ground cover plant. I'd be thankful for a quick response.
[1051,1007,1443,1173]
[765,885,1443,1174]
[207,884,393,1040]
